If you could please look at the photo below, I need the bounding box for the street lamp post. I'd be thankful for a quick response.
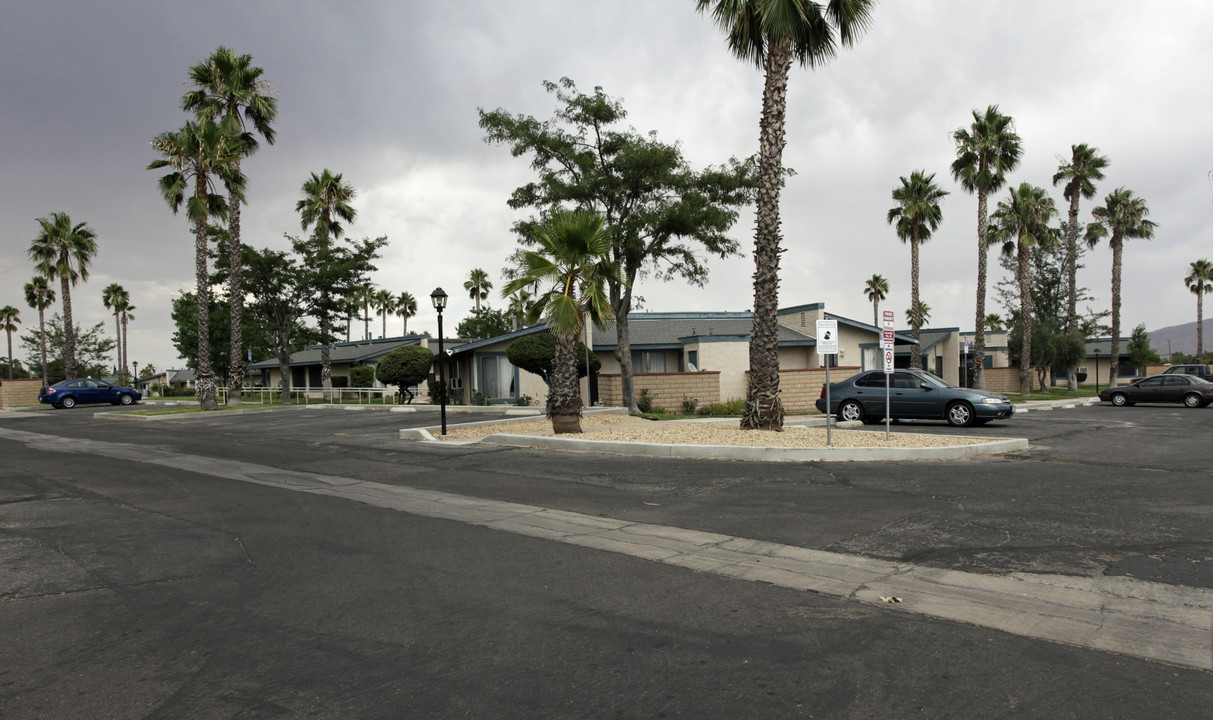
[430,287,448,437]
[132,361,138,388]
[1093,348,1101,394]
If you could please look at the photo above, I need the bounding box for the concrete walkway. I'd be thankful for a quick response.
[1,424,1207,671]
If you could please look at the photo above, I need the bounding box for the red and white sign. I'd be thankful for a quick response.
[882,310,895,329]
[881,328,895,348]
[884,348,894,373]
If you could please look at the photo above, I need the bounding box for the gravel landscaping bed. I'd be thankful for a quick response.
[433,413,985,449]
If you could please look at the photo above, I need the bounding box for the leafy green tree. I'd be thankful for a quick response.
[396,292,417,336]
[1090,188,1157,386]
[1052,144,1109,389]
[480,77,757,413]
[1127,323,1161,371]
[1,306,20,379]
[170,291,271,383]
[24,275,55,386]
[295,169,361,400]
[864,274,888,328]
[506,333,599,386]
[465,268,492,312]
[348,366,375,388]
[455,307,513,340]
[990,182,1058,395]
[887,170,948,365]
[149,119,246,410]
[951,105,1023,389]
[183,46,278,404]
[28,212,98,380]
[0,359,31,380]
[1185,258,1213,356]
[19,314,116,383]
[375,345,434,403]
[502,211,620,433]
[243,245,310,402]
[697,0,874,430]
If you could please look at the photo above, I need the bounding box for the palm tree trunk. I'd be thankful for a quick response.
[1109,236,1123,386]
[382,312,387,339]
[114,313,122,375]
[227,190,245,406]
[193,214,218,411]
[972,190,989,390]
[121,315,129,383]
[1065,191,1081,390]
[872,301,878,329]
[1018,237,1032,396]
[363,300,370,341]
[38,308,48,386]
[320,317,333,402]
[1197,287,1204,357]
[6,330,12,379]
[61,276,76,380]
[741,43,792,432]
[910,235,922,369]
[548,332,583,433]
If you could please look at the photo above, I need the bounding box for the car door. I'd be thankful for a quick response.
[92,380,119,403]
[1160,376,1190,402]
[1128,377,1164,403]
[890,372,939,418]
[851,372,889,416]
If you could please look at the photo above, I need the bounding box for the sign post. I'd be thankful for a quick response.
[816,320,839,446]
[881,312,895,441]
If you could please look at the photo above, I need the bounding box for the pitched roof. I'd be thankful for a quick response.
[248,335,429,369]
[593,312,817,349]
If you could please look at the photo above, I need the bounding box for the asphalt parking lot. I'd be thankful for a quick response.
[1,402,1209,717]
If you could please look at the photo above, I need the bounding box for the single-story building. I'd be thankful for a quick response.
[248,335,444,391]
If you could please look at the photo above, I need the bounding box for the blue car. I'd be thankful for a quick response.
[39,378,142,409]
[815,368,1015,427]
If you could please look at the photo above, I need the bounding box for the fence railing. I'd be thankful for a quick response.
[218,386,402,405]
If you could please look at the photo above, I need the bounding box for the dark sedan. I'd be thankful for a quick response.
[39,378,142,409]
[815,368,1015,427]
[1098,374,1213,408]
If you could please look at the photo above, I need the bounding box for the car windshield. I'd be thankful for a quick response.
[917,372,954,389]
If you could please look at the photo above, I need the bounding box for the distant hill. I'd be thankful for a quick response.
[1148,318,1213,357]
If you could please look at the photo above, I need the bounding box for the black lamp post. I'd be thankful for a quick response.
[431,287,448,436]
[132,361,138,388]
[1093,348,1101,394]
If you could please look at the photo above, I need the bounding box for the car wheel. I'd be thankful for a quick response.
[838,400,864,423]
[119,394,134,406]
[1110,392,1128,407]
[946,401,975,427]
[61,396,76,409]
[1182,393,1203,408]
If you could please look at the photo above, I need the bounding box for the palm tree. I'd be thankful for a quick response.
[350,284,375,341]
[117,296,135,384]
[502,211,621,434]
[1090,188,1157,387]
[0,306,20,379]
[28,212,98,380]
[396,291,417,336]
[985,313,1004,332]
[149,119,246,410]
[24,276,55,386]
[951,105,1022,389]
[887,170,948,367]
[1052,144,1109,389]
[906,300,931,329]
[183,46,278,405]
[102,283,128,376]
[863,274,888,328]
[698,0,875,431]
[990,182,1058,396]
[374,288,395,338]
[465,268,492,312]
[297,169,357,399]
[1185,259,1213,357]
[507,288,536,330]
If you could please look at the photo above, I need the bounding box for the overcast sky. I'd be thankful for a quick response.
[3,0,1211,373]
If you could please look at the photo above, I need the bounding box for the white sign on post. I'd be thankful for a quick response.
[884,348,894,374]
[815,320,838,356]
[880,328,895,349]
[882,310,894,329]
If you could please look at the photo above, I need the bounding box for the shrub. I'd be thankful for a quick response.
[471,391,490,406]
[1076,372,1088,383]
[681,395,699,414]
[348,366,375,388]
[636,388,654,413]
[506,333,600,384]
[331,375,350,388]
[515,394,534,407]
[696,399,746,416]
[375,346,434,403]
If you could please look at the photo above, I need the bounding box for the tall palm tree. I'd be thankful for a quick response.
[28,212,98,380]
[102,283,128,376]
[1090,188,1157,387]
[0,306,20,379]
[349,284,375,340]
[502,211,621,434]
[951,105,1022,389]
[887,170,948,367]
[117,296,135,384]
[863,274,888,328]
[698,0,875,431]
[297,169,357,399]
[149,119,246,410]
[507,288,536,330]
[1052,143,1109,389]
[1184,258,1213,357]
[989,182,1058,396]
[183,46,278,405]
[984,313,1004,332]
[465,268,492,312]
[906,300,931,329]
[374,288,395,338]
[24,276,55,386]
[396,291,417,336]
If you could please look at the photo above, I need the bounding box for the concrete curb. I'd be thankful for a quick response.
[1013,397,1099,413]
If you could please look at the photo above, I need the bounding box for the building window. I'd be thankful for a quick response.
[631,351,667,373]
[687,350,698,371]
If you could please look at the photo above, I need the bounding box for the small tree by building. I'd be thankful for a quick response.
[506,333,600,387]
[1127,323,1161,374]
[375,346,434,404]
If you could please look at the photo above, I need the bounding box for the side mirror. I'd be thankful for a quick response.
[920,382,933,390]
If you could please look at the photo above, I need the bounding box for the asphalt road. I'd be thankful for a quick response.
[1,402,1209,718]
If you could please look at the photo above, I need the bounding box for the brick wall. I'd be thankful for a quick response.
[744,366,862,413]
[982,367,1022,394]
[0,379,44,408]
[599,371,721,410]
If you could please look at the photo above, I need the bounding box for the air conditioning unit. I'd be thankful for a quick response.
[449,377,463,390]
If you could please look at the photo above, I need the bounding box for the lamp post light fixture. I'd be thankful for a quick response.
[430,287,448,436]
[132,361,138,387]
